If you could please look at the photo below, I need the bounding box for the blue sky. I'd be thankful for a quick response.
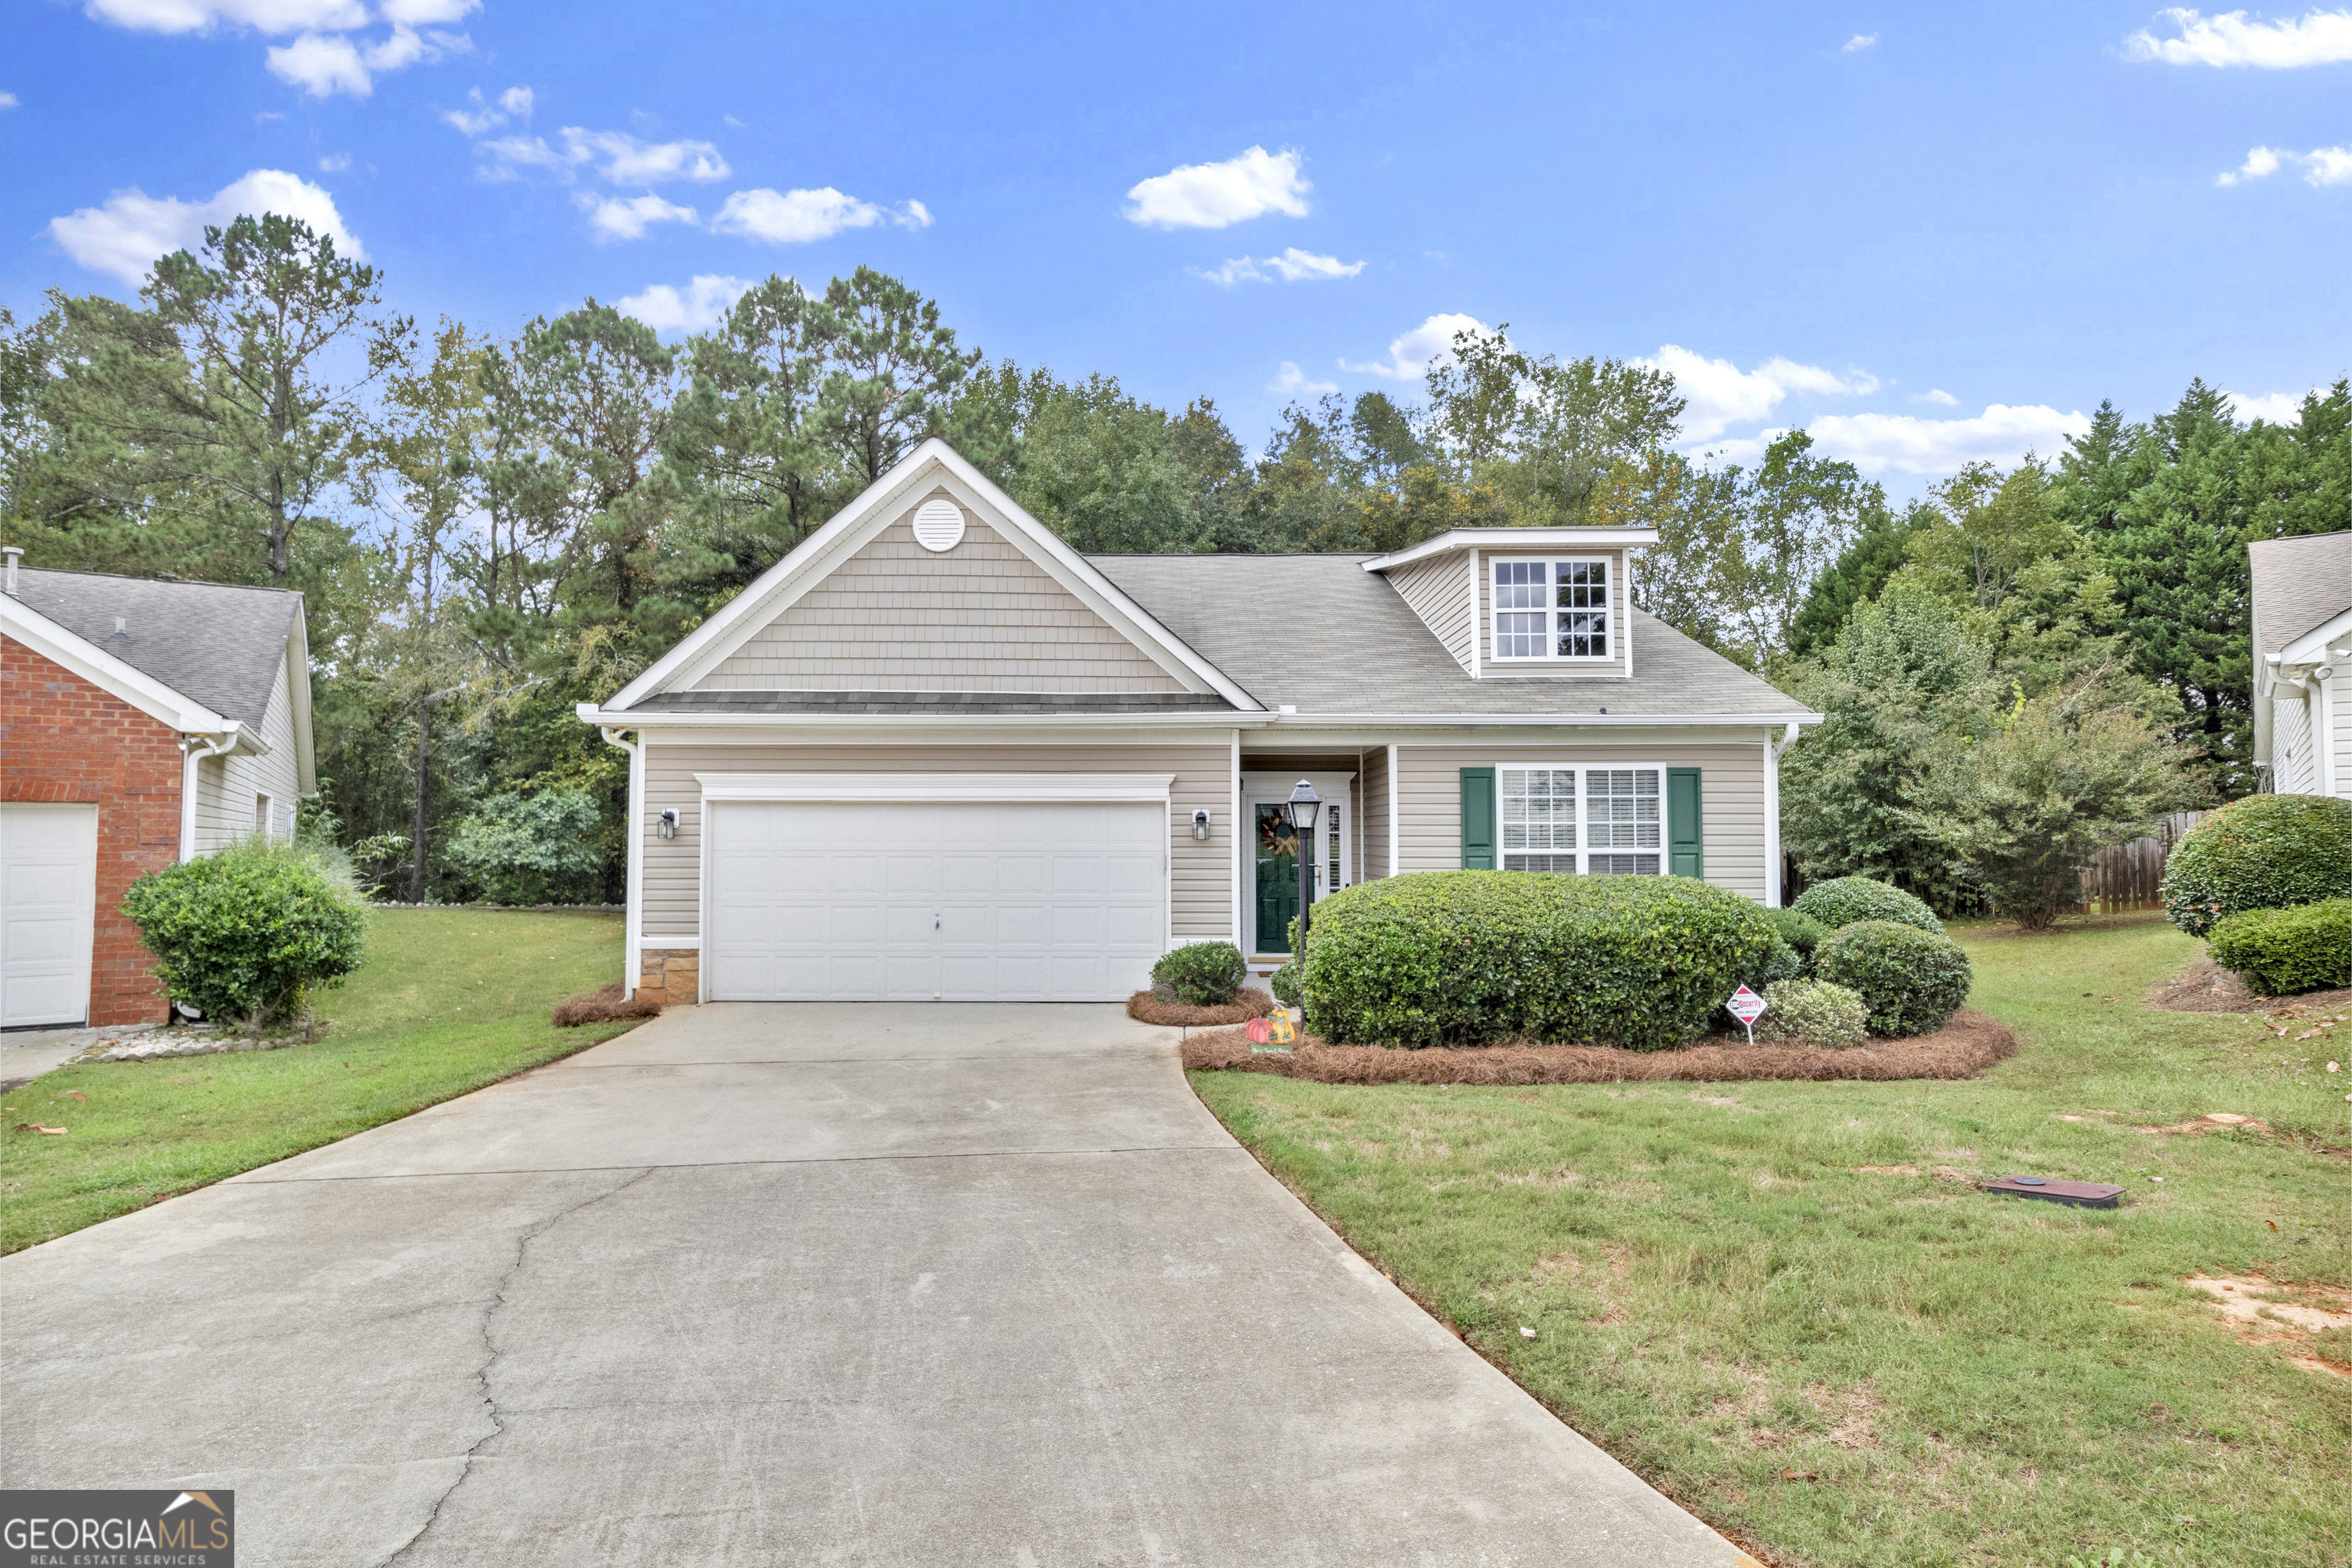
[4,1,2347,490]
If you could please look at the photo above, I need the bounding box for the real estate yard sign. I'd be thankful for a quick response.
[1726,985,1766,1045]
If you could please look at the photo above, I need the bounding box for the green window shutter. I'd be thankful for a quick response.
[1460,768,1496,869]
[1668,767,1704,880]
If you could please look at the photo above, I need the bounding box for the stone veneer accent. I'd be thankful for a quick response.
[636,948,700,1006]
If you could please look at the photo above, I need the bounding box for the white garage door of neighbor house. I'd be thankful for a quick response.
[1,803,100,1029]
[706,800,1167,1001]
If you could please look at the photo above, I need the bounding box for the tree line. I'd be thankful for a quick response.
[2,213,2344,913]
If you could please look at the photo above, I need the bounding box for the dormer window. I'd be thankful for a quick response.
[1493,558,1609,662]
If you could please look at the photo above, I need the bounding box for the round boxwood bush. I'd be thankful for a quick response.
[2207,897,2352,996]
[119,838,369,1027]
[1151,940,1246,1006]
[1813,920,1972,1037]
[1298,871,1778,1051]
[2161,793,2352,938]
[1269,959,1302,1009]
[1791,875,1943,935]
[1762,906,1829,963]
[1754,978,1870,1049]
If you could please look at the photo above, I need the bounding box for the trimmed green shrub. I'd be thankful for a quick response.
[1298,871,1778,1051]
[119,837,369,1027]
[446,789,603,905]
[1763,906,1829,960]
[2208,898,2352,996]
[1152,941,1246,1005]
[1791,875,1944,935]
[1269,959,1302,1009]
[1815,920,1973,1037]
[2161,794,2352,938]
[1746,938,1805,990]
[1755,979,1870,1049]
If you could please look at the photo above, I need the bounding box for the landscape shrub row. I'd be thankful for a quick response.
[2207,898,2352,997]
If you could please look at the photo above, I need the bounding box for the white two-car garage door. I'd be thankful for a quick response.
[705,799,1166,1001]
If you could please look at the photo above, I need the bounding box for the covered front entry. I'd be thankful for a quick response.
[701,779,1169,1002]
[1241,770,1354,956]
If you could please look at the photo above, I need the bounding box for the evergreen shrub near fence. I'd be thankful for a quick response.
[2161,794,2352,937]
[2207,898,2352,996]
[1791,875,1945,936]
[1298,871,1778,1051]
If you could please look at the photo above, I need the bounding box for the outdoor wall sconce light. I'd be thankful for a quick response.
[658,808,679,840]
[1191,809,1211,841]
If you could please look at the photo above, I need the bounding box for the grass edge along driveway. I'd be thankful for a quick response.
[1191,915,2352,1568]
[2,907,639,1254]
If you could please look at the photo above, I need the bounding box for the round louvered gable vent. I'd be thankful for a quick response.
[912,498,965,552]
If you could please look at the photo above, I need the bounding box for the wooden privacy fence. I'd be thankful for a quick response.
[2077,811,2204,913]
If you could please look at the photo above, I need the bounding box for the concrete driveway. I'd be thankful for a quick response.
[2,1004,1747,1567]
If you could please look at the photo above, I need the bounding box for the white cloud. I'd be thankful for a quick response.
[49,168,361,285]
[579,191,697,242]
[1124,145,1310,230]
[1843,32,1877,51]
[712,186,929,243]
[477,127,727,185]
[1338,312,1491,380]
[442,83,533,135]
[2124,6,2352,67]
[2226,387,2318,423]
[379,0,476,21]
[83,0,369,34]
[1770,404,2095,475]
[497,84,531,116]
[1916,387,1959,406]
[0,91,18,109]
[1634,345,1880,441]
[2217,141,2352,185]
[264,23,466,97]
[618,273,753,334]
[1271,361,1341,397]
[317,152,350,172]
[1201,247,1366,285]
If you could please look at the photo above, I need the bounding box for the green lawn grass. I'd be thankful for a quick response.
[1193,914,2352,1568]
[1,907,637,1253]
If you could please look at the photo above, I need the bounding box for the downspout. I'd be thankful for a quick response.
[178,730,240,861]
[1765,722,1802,907]
[599,725,644,996]
[2317,667,2337,799]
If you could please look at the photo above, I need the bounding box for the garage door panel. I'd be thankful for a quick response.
[706,799,1165,1002]
[2,805,100,1029]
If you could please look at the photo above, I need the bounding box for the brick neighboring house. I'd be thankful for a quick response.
[1,554,315,1028]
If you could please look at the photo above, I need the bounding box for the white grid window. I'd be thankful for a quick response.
[1326,805,1343,892]
[1499,766,1662,875]
[1491,559,1611,662]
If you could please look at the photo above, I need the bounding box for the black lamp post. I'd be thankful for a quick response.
[1286,779,1321,958]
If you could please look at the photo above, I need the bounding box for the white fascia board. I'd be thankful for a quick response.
[283,601,318,795]
[578,704,1259,732]
[695,772,1174,803]
[1,594,231,734]
[1269,710,1823,728]
[604,439,1262,713]
[2277,605,2352,668]
[1363,528,1660,574]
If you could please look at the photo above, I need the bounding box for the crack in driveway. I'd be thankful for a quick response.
[376,1166,656,1567]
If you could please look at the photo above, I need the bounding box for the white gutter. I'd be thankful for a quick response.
[577,704,1822,731]
[599,726,645,998]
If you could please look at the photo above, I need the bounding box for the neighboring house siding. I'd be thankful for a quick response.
[2334,662,2352,798]
[0,639,181,1025]
[1359,745,1391,877]
[1477,549,1631,680]
[1385,554,1475,673]
[637,741,1234,943]
[2275,693,2316,794]
[694,495,1187,694]
[190,654,302,851]
[1391,740,1769,900]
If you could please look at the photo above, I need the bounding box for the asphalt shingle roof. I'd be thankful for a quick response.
[10,567,301,728]
[1090,552,1806,717]
[638,690,1235,714]
[2249,530,2352,657]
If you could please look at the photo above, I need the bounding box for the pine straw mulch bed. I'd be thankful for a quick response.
[1127,988,1279,1027]
[551,982,663,1027]
[1181,1007,2019,1084]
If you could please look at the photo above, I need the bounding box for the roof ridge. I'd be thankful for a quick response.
[15,565,305,598]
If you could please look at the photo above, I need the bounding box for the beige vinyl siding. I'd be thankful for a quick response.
[1385,554,1475,673]
[694,492,1185,694]
[1359,745,1391,877]
[639,741,1233,942]
[1393,740,1769,901]
[1478,550,1630,680]
[190,653,302,852]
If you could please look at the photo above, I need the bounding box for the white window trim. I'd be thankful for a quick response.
[1490,556,1616,665]
[1495,762,1669,875]
[255,792,276,840]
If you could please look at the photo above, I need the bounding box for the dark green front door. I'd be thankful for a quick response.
[1255,803,1300,954]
